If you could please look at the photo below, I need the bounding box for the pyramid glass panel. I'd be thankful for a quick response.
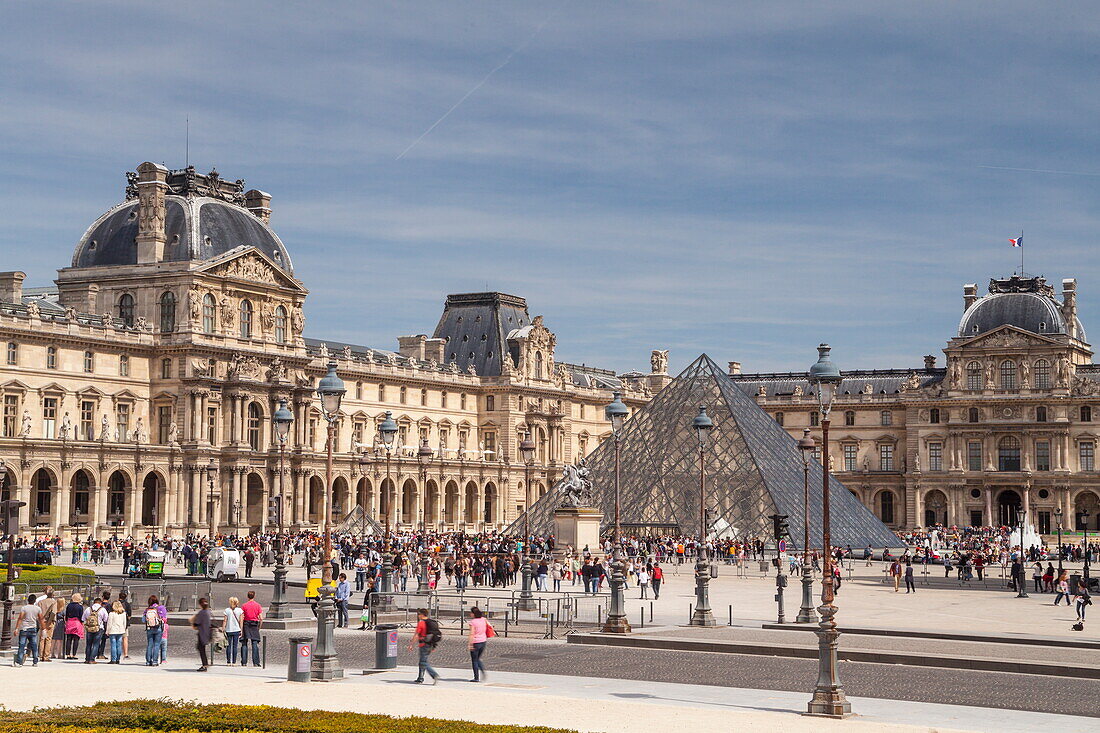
[513,354,904,549]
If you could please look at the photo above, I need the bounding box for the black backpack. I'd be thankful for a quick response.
[423,618,443,647]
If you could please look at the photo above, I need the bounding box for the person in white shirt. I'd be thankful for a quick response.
[637,567,651,599]
[105,601,128,664]
[222,596,244,665]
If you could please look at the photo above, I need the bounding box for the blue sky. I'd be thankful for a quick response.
[2,2,1099,374]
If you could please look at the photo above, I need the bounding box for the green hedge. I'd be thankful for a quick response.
[14,564,95,594]
[0,700,576,733]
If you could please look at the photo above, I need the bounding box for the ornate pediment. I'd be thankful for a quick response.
[198,248,304,291]
[955,325,1057,351]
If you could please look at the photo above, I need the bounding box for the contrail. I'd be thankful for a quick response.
[396,7,560,161]
[979,165,1100,178]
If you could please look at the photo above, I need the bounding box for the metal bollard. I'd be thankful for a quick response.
[728,605,733,626]
[287,636,311,682]
[639,607,644,628]
[689,603,693,623]
[504,611,509,638]
[262,636,267,669]
[649,602,654,623]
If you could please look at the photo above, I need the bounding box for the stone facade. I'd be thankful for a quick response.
[0,163,657,539]
[732,275,1100,535]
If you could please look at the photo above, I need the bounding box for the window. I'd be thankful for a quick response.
[483,432,497,459]
[160,358,172,379]
[159,291,176,333]
[968,407,979,423]
[441,391,448,408]
[880,410,892,426]
[1036,406,1047,423]
[247,402,262,450]
[879,443,894,471]
[119,354,129,377]
[421,389,428,406]
[202,294,216,333]
[929,442,943,471]
[83,351,93,373]
[80,400,95,440]
[534,352,544,380]
[352,422,363,448]
[929,408,940,424]
[3,395,18,437]
[579,404,586,419]
[274,306,287,343]
[108,473,125,517]
[968,441,983,471]
[116,404,130,441]
[117,293,134,327]
[460,393,467,410]
[813,446,822,463]
[308,418,317,448]
[73,472,90,516]
[398,424,408,446]
[35,470,51,516]
[775,412,785,426]
[843,444,857,471]
[1080,441,1095,471]
[157,405,172,444]
[46,346,57,369]
[6,342,16,365]
[844,410,855,426]
[998,436,1021,471]
[1000,360,1017,390]
[354,382,362,400]
[966,361,982,390]
[878,491,895,524]
[378,384,385,401]
[239,300,253,339]
[1034,360,1051,390]
[1082,406,1093,423]
[399,386,407,404]
[42,397,57,439]
[207,407,217,444]
[1036,440,1051,471]
[809,411,819,427]
[486,395,495,411]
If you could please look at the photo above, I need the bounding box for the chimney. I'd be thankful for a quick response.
[0,271,25,304]
[135,161,169,264]
[963,283,978,311]
[923,355,936,369]
[728,361,742,375]
[244,189,272,224]
[397,334,428,360]
[1062,278,1078,339]
[425,338,447,364]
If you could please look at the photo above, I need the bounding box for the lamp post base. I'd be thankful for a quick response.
[516,562,537,611]
[806,601,851,718]
[796,567,818,624]
[689,561,716,627]
[602,556,631,633]
[310,586,344,682]
[268,561,293,619]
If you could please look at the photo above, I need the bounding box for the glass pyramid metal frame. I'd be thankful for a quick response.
[513,354,903,549]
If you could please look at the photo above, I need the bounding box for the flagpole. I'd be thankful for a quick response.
[1019,230,1024,275]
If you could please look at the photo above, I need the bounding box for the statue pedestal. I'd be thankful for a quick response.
[553,507,603,558]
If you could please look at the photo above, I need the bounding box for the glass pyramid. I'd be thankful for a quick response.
[513,354,904,549]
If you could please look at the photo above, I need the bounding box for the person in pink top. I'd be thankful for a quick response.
[466,606,493,682]
[239,590,264,666]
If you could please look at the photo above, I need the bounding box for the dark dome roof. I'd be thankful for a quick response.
[72,196,293,272]
[959,291,1086,341]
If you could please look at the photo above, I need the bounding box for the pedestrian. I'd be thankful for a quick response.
[81,595,107,664]
[904,561,915,593]
[334,573,351,628]
[651,563,663,599]
[191,597,212,672]
[222,596,243,665]
[35,588,57,662]
[889,559,902,592]
[354,553,368,592]
[637,565,651,599]
[1032,562,1043,593]
[1054,571,1071,606]
[466,606,494,683]
[244,548,255,578]
[1075,582,1092,622]
[239,590,264,666]
[118,591,132,659]
[13,593,43,667]
[410,608,441,684]
[551,560,563,593]
[143,595,163,666]
[106,601,127,664]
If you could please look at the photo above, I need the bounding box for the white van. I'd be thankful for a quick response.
[206,547,242,582]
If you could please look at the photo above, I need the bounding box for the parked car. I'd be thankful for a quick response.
[0,548,53,565]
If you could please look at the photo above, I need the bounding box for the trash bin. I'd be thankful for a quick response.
[1070,574,1082,595]
[374,623,399,670]
[287,636,312,682]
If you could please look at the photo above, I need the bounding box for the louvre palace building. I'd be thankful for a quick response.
[732,274,1100,536]
[0,162,663,539]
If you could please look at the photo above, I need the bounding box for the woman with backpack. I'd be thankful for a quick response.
[466,606,494,683]
[144,595,163,666]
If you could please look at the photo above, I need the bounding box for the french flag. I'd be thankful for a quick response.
[1009,235,1023,248]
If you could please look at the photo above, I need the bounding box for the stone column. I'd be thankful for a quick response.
[984,488,993,527]
[55,472,70,533]
[228,469,240,528]
[913,486,923,528]
[189,468,201,528]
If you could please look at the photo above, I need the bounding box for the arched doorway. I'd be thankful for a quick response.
[70,470,93,528]
[332,476,349,522]
[379,478,396,528]
[356,477,373,513]
[308,476,324,524]
[464,481,478,524]
[246,473,264,531]
[0,464,14,504]
[924,489,948,527]
[141,473,160,527]
[484,482,497,525]
[997,489,1022,527]
[31,468,56,526]
[444,481,459,524]
[107,471,129,527]
[401,479,417,525]
[425,480,440,526]
[1075,490,1100,531]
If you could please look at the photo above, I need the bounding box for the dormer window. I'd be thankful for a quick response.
[1040,321,1046,332]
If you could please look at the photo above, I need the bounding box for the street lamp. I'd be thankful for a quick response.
[416,438,433,593]
[313,359,345,681]
[689,405,715,627]
[0,459,26,657]
[269,398,294,619]
[806,343,851,718]
[796,429,818,624]
[1084,510,1092,582]
[1016,508,1029,597]
[517,431,537,611]
[603,390,631,633]
[205,459,218,540]
[1055,506,1064,575]
[378,411,398,603]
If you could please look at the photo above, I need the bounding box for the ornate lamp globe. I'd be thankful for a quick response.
[316,360,346,416]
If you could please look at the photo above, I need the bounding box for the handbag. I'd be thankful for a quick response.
[211,626,227,652]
